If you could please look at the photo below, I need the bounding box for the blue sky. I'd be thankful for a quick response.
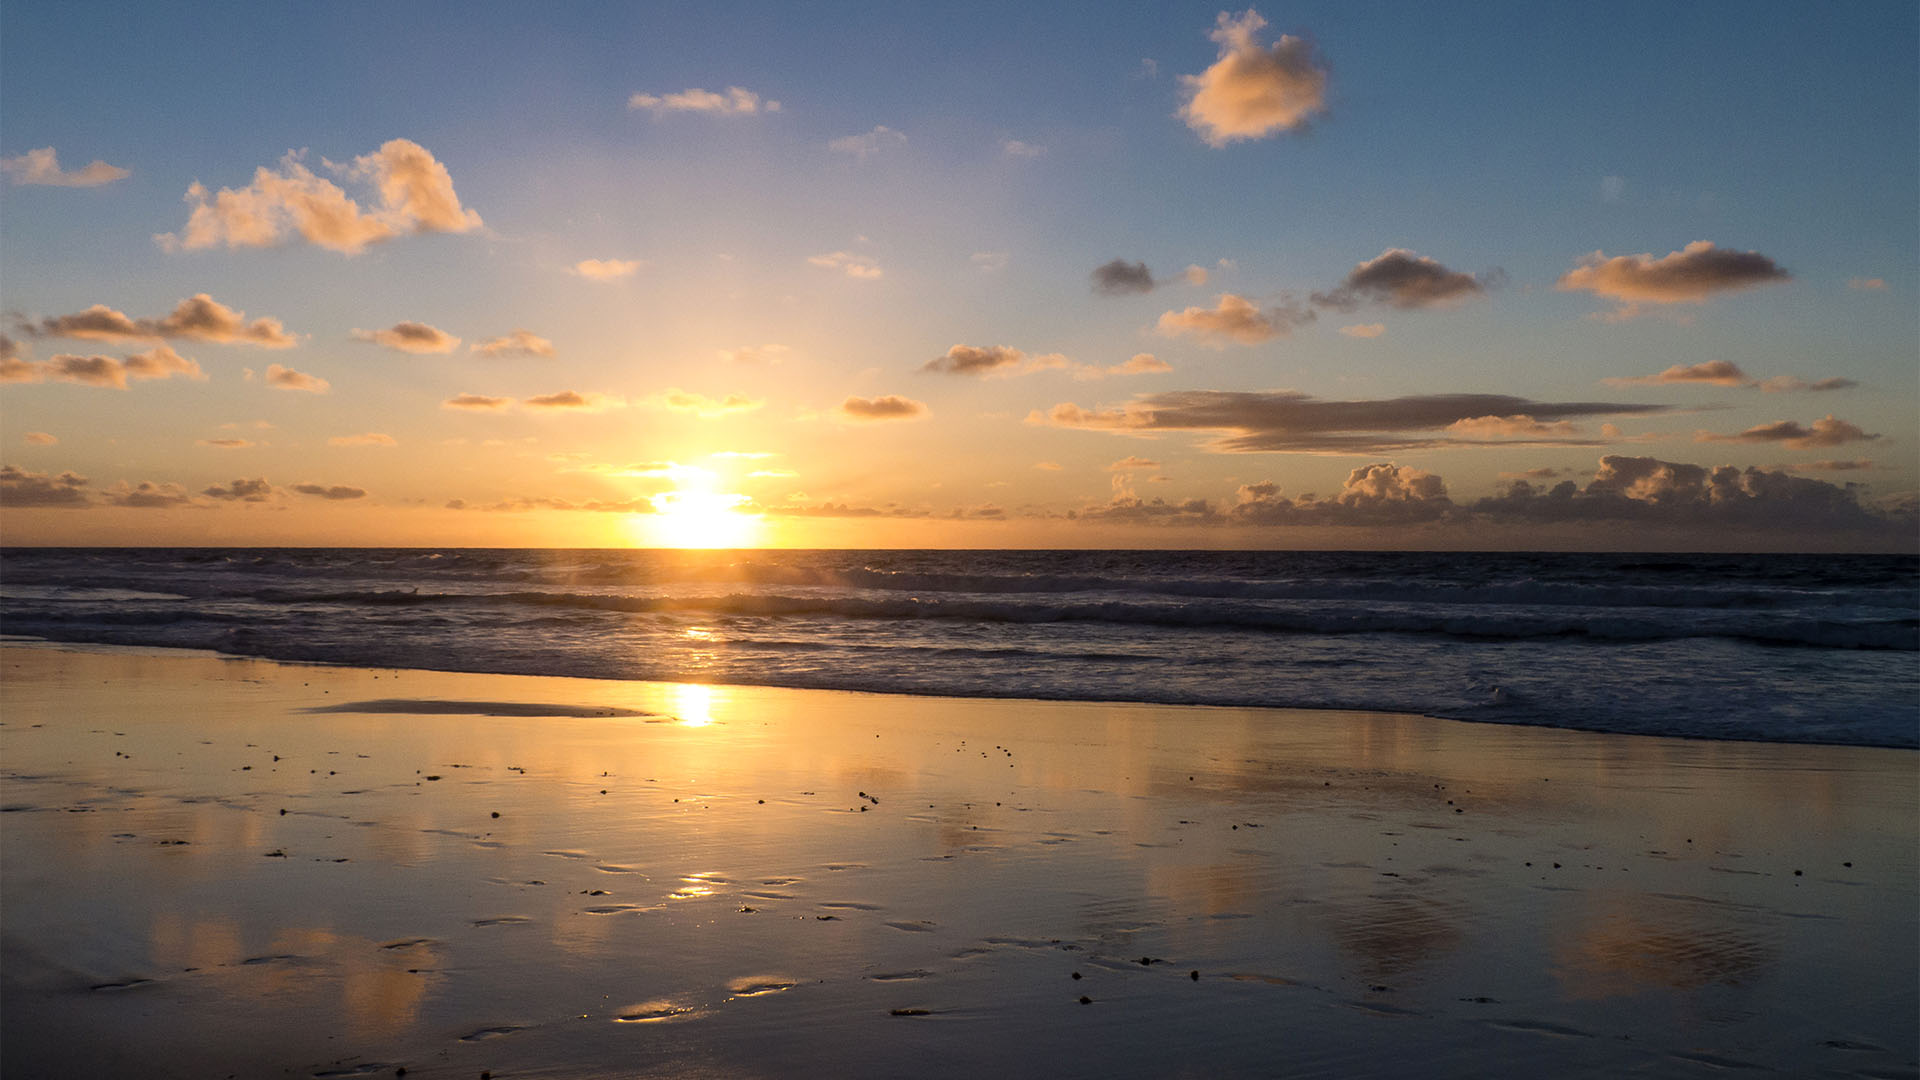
[2,1,1914,548]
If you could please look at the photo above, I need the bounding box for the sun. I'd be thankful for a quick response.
[637,473,761,548]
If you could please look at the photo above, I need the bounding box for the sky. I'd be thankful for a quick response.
[2,0,1914,550]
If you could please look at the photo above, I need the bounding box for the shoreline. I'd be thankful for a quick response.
[3,641,1915,1078]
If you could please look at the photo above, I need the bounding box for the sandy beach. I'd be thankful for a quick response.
[2,641,1914,1079]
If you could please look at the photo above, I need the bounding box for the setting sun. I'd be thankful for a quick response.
[641,479,761,549]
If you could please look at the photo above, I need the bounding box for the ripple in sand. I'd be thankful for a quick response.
[884,920,936,933]
[819,901,881,911]
[741,890,794,900]
[313,1063,397,1077]
[379,937,438,951]
[471,916,532,927]
[542,849,593,860]
[583,904,646,915]
[458,1025,521,1042]
[89,977,153,992]
[868,970,932,982]
[594,863,641,874]
[614,1000,702,1024]
[727,976,795,997]
[1485,1018,1594,1039]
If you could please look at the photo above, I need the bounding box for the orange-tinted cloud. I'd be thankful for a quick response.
[6,345,204,389]
[657,389,763,417]
[471,330,555,358]
[22,432,57,446]
[839,395,927,421]
[923,344,1026,376]
[573,258,642,281]
[1,147,129,187]
[1108,456,1161,471]
[1695,414,1877,450]
[354,321,460,354]
[1557,241,1789,315]
[159,140,480,254]
[198,438,255,449]
[1156,293,1313,345]
[1604,360,1752,387]
[265,363,329,393]
[523,390,623,411]
[1179,9,1327,146]
[202,478,273,501]
[629,87,779,115]
[1846,277,1887,291]
[1311,249,1490,311]
[808,251,882,279]
[1111,353,1172,375]
[23,294,295,348]
[1445,414,1579,438]
[443,393,511,410]
[329,433,398,447]
[1339,323,1385,338]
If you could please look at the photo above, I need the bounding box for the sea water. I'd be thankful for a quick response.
[2,548,1914,746]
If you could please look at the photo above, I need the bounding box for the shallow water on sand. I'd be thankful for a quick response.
[2,644,1915,1078]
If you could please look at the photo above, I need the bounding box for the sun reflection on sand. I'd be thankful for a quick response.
[672,682,717,727]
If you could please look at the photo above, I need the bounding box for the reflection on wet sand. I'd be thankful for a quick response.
[2,645,1914,1080]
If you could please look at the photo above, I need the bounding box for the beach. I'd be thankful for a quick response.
[2,641,1915,1078]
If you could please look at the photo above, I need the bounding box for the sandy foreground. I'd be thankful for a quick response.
[1,643,1914,1079]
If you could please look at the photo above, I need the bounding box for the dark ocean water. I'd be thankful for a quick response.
[1,548,1914,747]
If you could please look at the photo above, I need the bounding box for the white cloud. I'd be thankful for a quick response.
[1,147,129,187]
[808,250,882,279]
[830,126,907,158]
[629,87,779,115]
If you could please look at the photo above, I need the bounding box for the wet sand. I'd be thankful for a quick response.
[2,642,1915,1079]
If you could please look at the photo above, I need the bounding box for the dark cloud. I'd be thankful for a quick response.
[1471,455,1901,532]
[1758,376,1857,393]
[1695,414,1877,449]
[203,478,274,502]
[523,390,622,411]
[1035,390,1664,454]
[923,344,1027,376]
[1605,360,1751,387]
[1781,459,1873,473]
[1228,463,1454,525]
[471,329,555,358]
[107,481,197,509]
[444,392,511,410]
[839,395,928,421]
[291,483,368,500]
[1311,249,1490,312]
[1091,259,1156,295]
[0,464,90,507]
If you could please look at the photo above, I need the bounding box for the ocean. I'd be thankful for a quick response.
[1,548,1914,747]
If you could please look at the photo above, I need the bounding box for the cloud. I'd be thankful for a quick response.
[923,343,1026,376]
[839,395,927,421]
[657,389,764,417]
[23,294,295,347]
[1556,241,1790,316]
[1606,360,1752,387]
[202,477,274,502]
[629,86,778,115]
[1757,375,1857,393]
[1178,8,1328,146]
[719,343,789,364]
[1471,455,1902,532]
[157,140,480,254]
[22,432,57,446]
[970,251,1009,272]
[1781,459,1874,472]
[7,344,205,389]
[329,433,398,447]
[443,392,511,410]
[1695,414,1877,449]
[265,363,329,393]
[291,483,367,500]
[1156,293,1313,345]
[1091,259,1156,295]
[1600,175,1626,202]
[1228,463,1454,525]
[1184,265,1210,286]
[1847,277,1887,291]
[1339,323,1385,339]
[1445,414,1579,438]
[105,481,197,509]
[829,125,906,157]
[354,321,460,354]
[1,147,129,187]
[524,390,623,411]
[1035,389,1664,453]
[1311,249,1490,311]
[808,250,882,279]
[0,464,90,507]
[1108,456,1161,471]
[471,329,555,358]
[1112,353,1172,375]
[1000,138,1045,159]
[198,438,255,449]
[573,258,642,281]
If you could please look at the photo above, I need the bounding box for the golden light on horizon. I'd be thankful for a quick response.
[636,467,762,548]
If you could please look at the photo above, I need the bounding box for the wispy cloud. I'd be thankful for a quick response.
[656,389,764,418]
[443,393,511,411]
[572,258,642,281]
[328,433,398,447]
[829,125,906,158]
[808,250,882,279]
[471,329,555,358]
[1,147,129,187]
[629,86,779,115]
[719,343,789,364]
